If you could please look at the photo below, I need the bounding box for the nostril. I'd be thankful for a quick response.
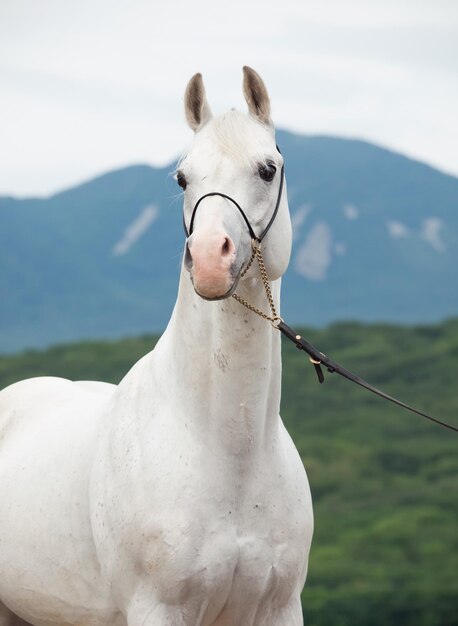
[221,237,233,257]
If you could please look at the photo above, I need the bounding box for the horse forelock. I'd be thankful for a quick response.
[179,109,275,172]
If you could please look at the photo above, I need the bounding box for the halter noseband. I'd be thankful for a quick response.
[183,147,285,244]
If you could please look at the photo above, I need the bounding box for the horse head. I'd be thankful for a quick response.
[178,66,292,300]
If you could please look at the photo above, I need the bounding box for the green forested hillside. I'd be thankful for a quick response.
[1,321,457,625]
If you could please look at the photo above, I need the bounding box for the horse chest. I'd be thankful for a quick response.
[93,389,312,621]
[114,457,311,618]
[129,514,305,623]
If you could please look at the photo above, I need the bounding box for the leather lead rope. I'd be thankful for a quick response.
[277,319,458,433]
[233,243,458,434]
[182,141,456,433]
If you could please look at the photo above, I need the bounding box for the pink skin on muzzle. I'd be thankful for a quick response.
[187,231,237,299]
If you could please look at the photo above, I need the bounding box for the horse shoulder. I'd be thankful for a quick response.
[0,377,120,625]
[0,376,115,451]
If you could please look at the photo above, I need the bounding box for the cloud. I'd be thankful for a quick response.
[334,243,346,255]
[343,203,359,220]
[387,220,410,238]
[0,0,457,195]
[295,222,333,280]
[112,204,158,256]
[291,205,311,239]
[386,217,447,252]
[420,217,446,252]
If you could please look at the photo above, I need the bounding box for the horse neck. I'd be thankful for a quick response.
[155,264,283,453]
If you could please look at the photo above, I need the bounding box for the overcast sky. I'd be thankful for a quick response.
[1,0,457,196]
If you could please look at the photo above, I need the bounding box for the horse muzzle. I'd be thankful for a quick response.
[185,232,239,300]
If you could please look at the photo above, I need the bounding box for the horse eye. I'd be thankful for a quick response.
[258,162,276,182]
[176,173,187,190]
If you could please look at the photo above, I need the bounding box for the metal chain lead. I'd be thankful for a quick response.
[239,245,256,278]
[232,242,282,326]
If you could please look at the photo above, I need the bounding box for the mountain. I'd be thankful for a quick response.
[1,130,457,353]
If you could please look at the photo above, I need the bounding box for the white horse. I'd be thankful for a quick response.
[0,67,313,626]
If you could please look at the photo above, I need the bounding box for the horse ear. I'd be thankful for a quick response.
[242,66,271,125]
[184,73,212,131]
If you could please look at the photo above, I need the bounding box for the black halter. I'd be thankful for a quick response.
[180,143,458,433]
[183,147,285,243]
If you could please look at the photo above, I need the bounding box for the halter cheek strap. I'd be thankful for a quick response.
[183,147,285,243]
